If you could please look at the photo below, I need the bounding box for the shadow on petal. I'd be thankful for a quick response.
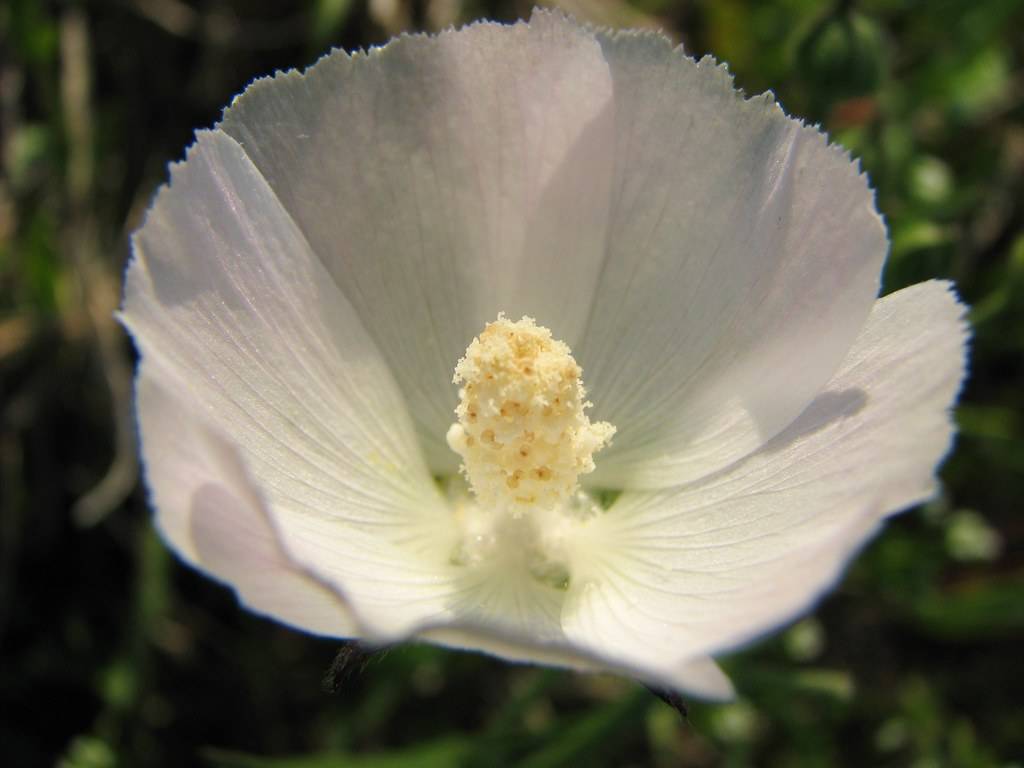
[760,388,867,455]
[189,479,360,638]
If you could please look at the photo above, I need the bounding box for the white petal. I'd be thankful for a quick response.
[136,361,357,636]
[218,10,617,473]
[579,30,889,489]
[424,630,735,701]
[123,123,746,698]
[122,129,457,639]
[416,571,735,699]
[668,656,735,701]
[563,281,967,672]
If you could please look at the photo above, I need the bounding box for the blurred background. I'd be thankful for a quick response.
[2,0,1023,765]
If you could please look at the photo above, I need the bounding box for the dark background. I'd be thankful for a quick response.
[2,0,1022,765]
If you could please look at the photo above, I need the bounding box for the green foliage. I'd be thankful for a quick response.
[204,738,471,768]
[798,11,887,103]
[2,1,1022,767]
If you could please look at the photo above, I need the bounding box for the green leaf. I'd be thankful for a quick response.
[202,737,471,768]
[797,11,887,101]
[515,689,648,768]
[912,576,1024,638]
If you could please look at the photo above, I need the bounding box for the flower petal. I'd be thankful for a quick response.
[579,29,889,489]
[136,360,357,636]
[142,350,732,697]
[563,281,967,671]
[123,129,457,639]
[217,10,617,473]
[417,582,735,699]
[427,631,736,701]
[124,124,711,676]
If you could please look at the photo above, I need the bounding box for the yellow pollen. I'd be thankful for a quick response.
[446,315,615,512]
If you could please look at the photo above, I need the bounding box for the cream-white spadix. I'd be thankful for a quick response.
[122,10,968,700]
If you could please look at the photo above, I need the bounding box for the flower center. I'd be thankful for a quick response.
[446,315,615,514]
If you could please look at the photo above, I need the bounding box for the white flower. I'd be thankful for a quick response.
[120,11,968,700]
